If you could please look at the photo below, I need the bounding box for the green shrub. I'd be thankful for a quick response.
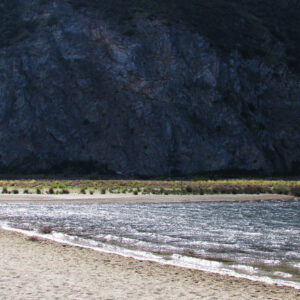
[143,187,150,194]
[273,185,290,195]
[2,187,8,194]
[185,185,193,193]
[291,186,300,197]
[48,188,55,194]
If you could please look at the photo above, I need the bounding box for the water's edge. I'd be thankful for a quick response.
[1,223,299,290]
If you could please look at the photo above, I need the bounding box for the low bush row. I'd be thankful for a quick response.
[0,181,299,196]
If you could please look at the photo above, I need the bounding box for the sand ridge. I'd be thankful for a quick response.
[0,193,295,204]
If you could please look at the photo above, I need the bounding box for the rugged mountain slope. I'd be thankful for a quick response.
[0,0,299,176]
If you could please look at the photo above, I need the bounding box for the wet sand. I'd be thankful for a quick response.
[0,193,295,204]
[0,229,299,300]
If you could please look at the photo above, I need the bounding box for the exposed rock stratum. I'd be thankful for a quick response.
[0,0,299,176]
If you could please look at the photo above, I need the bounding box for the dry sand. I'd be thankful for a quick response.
[0,230,299,300]
[0,193,295,204]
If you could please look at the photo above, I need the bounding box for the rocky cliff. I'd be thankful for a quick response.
[0,0,299,176]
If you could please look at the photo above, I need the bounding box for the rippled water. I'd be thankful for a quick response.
[0,200,299,289]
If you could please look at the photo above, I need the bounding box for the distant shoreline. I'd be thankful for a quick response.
[0,178,299,198]
[0,193,296,204]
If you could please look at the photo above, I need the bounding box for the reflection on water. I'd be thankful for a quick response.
[0,199,299,289]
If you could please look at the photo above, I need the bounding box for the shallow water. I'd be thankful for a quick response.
[0,199,299,289]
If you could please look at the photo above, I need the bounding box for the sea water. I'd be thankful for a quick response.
[0,199,299,289]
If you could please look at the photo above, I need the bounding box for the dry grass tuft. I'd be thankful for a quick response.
[28,235,40,242]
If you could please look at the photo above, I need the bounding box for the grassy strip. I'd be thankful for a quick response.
[0,179,299,196]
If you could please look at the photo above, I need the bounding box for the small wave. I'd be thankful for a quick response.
[1,200,300,290]
[286,251,300,260]
[293,263,300,269]
[262,259,281,266]
[230,264,259,274]
[273,272,293,279]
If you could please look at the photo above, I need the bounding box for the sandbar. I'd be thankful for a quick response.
[0,193,295,204]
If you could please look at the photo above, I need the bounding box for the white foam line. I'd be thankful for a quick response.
[1,223,299,290]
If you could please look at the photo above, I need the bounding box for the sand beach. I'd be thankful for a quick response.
[0,229,299,300]
[0,193,299,299]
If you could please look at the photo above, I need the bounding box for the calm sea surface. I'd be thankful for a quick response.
[0,199,299,289]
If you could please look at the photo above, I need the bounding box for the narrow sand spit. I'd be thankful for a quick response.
[0,230,299,300]
[0,193,295,204]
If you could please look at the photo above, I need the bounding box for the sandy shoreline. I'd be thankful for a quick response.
[1,194,299,299]
[0,229,299,300]
[0,193,296,204]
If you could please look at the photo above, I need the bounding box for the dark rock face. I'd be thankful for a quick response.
[0,0,299,176]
